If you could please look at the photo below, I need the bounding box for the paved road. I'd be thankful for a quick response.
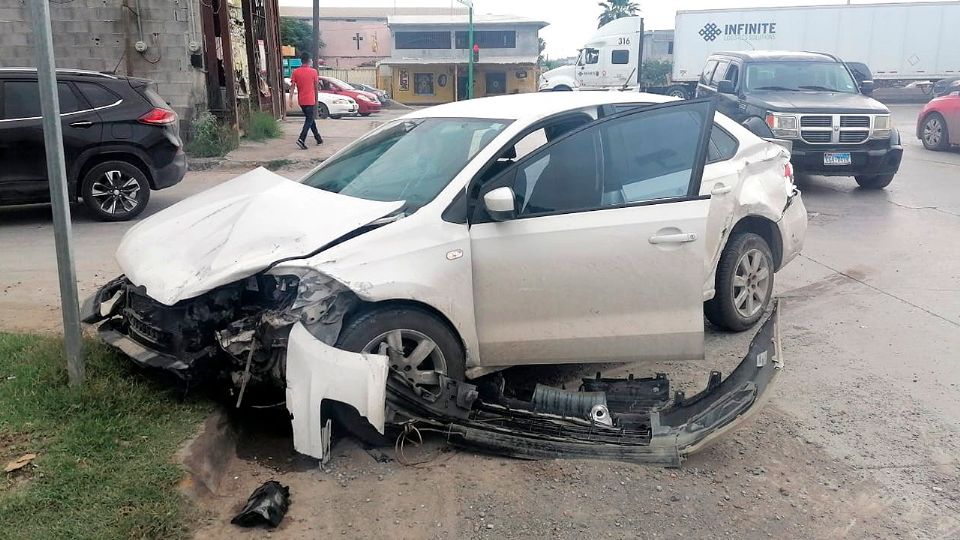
[2,104,959,538]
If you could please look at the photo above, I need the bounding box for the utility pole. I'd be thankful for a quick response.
[312,0,320,69]
[27,0,84,386]
[457,0,475,98]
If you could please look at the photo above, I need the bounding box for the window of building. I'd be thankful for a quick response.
[395,31,451,49]
[455,30,517,49]
[668,41,674,54]
[611,50,630,65]
[414,73,435,95]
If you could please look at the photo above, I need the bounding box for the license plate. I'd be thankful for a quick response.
[823,152,852,166]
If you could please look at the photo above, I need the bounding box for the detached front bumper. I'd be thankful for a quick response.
[287,302,784,466]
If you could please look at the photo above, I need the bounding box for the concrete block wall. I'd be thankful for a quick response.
[0,0,207,126]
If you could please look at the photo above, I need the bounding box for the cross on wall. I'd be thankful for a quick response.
[352,33,364,50]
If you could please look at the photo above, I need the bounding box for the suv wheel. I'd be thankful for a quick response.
[81,161,150,221]
[705,233,775,332]
[854,174,895,189]
[921,113,950,151]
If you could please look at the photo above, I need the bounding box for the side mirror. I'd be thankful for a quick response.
[483,187,516,221]
[716,80,736,95]
[859,80,875,95]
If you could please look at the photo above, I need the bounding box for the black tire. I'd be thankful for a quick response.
[855,174,895,189]
[666,85,690,100]
[920,112,950,151]
[360,112,371,117]
[553,85,572,91]
[317,103,330,119]
[705,233,775,332]
[332,306,466,445]
[80,161,150,221]
[330,114,342,120]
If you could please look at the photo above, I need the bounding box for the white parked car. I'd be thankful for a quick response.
[284,77,359,118]
[84,92,805,464]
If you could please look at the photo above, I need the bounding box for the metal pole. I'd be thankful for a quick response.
[27,0,84,386]
[313,0,320,69]
[467,6,474,99]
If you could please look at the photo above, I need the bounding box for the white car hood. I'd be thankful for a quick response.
[116,168,404,306]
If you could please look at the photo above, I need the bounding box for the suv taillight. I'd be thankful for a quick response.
[138,108,177,125]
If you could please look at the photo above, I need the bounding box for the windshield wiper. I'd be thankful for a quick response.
[798,85,843,92]
[753,85,800,91]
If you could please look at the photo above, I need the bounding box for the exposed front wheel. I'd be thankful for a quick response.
[855,174,895,189]
[318,103,330,119]
[80,161,150,221]
[705,233,775,332]
[333,306,466,444]
[921,113,950,151]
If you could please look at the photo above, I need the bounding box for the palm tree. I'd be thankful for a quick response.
[598,0,640,28]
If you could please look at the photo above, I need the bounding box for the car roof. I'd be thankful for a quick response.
[710,50,839,63]
[0,67,119,80]
[403,91,677,121]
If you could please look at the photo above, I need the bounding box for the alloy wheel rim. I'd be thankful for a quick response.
[924,118,942,146]
[362,329,447,392]
[732,248,771,319]
[89,170,140,214]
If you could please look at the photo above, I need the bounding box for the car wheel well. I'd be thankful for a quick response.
[78,153,153,196]
[346,298,467,355]
[729,216,782,269]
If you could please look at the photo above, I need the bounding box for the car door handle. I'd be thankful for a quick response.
[69,121,94,128]
[711,183,733,196]
[649,232,698,245]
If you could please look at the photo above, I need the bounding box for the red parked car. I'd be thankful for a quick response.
[917,92,960,151]
[319,76,381,117]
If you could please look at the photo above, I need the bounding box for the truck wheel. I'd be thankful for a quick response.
[705,233,775,332]
[921,113,950,151]
[81,161,150,221]
[855,174,895,189]
[332,306,466,445]
[666,85,690,100]
[552,85,572,91]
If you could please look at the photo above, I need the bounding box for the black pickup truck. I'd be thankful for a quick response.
[696,51,902,189]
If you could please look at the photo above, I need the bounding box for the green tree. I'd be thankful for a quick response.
[279,17,324,57]
[597,0,640,28]
[538,37,547,66]
[640,59,672,87]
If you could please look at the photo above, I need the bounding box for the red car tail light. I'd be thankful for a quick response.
[138,108,177,125]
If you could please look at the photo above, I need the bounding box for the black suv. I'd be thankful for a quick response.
[697,51,902,189]
[0,68,186,220]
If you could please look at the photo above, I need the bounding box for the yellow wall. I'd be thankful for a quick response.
[474,64,538,97]
[390,65,457,105]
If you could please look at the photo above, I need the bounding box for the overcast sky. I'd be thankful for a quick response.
[279,0,957,58]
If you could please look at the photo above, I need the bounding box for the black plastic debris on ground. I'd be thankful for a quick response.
[231,480,291,528]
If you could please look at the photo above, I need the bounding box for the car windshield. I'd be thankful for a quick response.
[302,118,510,210]
[325,77,353,91]
[745,61,859,93]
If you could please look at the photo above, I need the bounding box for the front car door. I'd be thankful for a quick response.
[469,100,716,366]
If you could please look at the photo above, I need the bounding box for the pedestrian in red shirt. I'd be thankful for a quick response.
[288,52,323,149]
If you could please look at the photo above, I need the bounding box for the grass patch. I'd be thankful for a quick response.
[185,111,238,158]
[246,110,283,142]
[0,333,213,540]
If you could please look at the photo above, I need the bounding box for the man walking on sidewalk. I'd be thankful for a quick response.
[288,52,323,149]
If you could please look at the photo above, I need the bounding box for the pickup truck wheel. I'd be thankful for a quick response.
[921,113,950,151]
[855,174,895,189]
[332,306,466,445]
[705,233,774,332]
[80,161,150,221]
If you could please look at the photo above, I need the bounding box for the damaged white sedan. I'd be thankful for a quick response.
[83,93,806,465]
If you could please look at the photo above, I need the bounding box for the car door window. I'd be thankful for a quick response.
[584,48,600,65]
[514,126,601,215]
[2,81,82,119]
[725,64,740,88]
[710,61,730,86]
[700,60,718,85]
[601,100,714,204]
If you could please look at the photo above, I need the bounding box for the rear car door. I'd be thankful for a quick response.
[469,100,716,366]
[0,78,102,203]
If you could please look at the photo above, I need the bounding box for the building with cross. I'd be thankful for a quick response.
[277,6,468,69]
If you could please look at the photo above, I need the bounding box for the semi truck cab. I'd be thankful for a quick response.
[539,16,643,91]
[697,50,903,190]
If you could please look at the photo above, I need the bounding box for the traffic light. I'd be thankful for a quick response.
[473,43,480,63]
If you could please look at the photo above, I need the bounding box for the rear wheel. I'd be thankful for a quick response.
[80,161,150,221]
[665,85,690,99]
[855,174,895,189]
[705,233,775,332]
[333,306,466,445]
[921,113,950,151]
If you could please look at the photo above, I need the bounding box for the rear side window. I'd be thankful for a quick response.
[707,126,738,163]
[76,82,121,108]
[700,60,718,85]
[1,80,80,119]
[611,50,630,65]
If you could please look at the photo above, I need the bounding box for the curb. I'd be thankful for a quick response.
[188,156,326,172]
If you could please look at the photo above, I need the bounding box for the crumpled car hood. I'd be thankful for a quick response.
[116,167,404,306]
